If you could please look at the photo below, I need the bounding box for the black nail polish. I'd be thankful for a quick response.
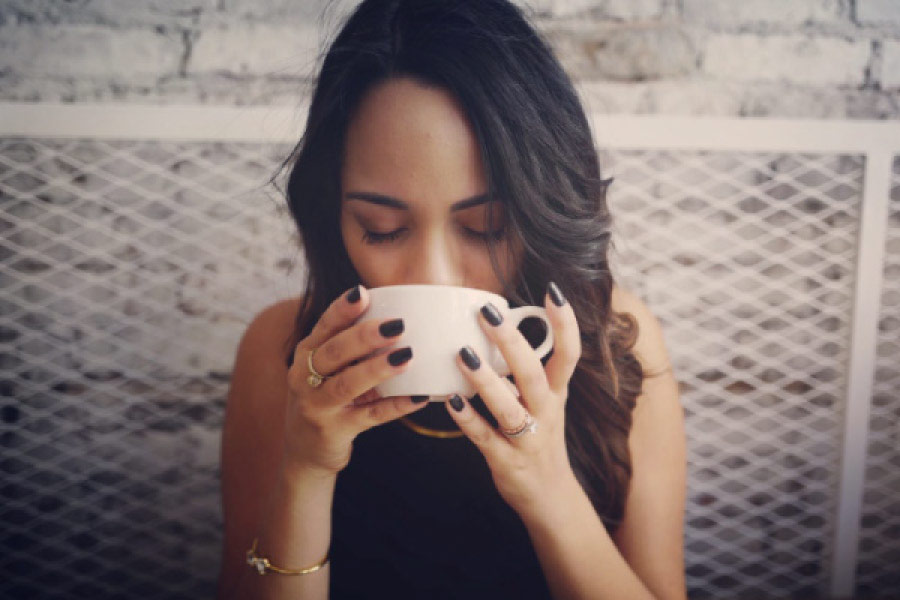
[379,318,404,338]
[286,352,294,368]
[346,285,361,303]
[388,347,413,366]
[548,281,566,307]
[480,302,503,326]
[411,395,429,404]
[449,394,465,412]
[459,346,481,370]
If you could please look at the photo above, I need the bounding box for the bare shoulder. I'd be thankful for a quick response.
[610,284,672,378]
[242,295,305,359]
[217,295,304,596]
[609,286,687,599]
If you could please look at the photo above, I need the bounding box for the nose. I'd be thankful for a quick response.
[405,231,464,287]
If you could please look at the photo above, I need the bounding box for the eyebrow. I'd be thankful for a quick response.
[344,192,490,212]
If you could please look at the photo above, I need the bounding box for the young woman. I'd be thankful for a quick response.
[217,1,686,598]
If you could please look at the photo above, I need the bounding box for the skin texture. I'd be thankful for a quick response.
[340,77,521,292]
[218,76,686,599]
[339,77,686,598]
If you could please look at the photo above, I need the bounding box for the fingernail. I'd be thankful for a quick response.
[480,302,503,326]
[548,281,566,307]
[411,395,429,404]
[388,347,413,366]
[449,394,465,412]
[346,285,361,303]
[379,318,404,338]
[459,346,481,370]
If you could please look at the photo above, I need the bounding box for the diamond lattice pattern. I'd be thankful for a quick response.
[0,138,300,599]
[1,138,895,598]
[604,149,863,599]
[854,155,900,597]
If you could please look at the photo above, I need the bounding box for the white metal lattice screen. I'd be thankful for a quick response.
[854,155,900,596]
[605,150,860,598]
[0,108,897,599]
[0,137,300,599]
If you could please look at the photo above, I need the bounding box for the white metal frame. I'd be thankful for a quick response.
[1,102,897,598]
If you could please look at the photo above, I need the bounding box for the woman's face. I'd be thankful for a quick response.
[340,77,520,294]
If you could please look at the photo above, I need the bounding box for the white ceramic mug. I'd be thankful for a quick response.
[361,285,554,400]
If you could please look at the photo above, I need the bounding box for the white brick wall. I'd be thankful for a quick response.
[518,0,664,19]
[883,40,900,88]
[189,24,321,76]
[0,0,898,118]
[0,24,180,79]
[703,34,871,86]
[683,0,841,27]
[856,0,900,26]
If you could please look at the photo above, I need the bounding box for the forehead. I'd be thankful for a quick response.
[341,77,488,211]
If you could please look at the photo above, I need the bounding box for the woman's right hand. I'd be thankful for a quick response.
[282,285,425,477]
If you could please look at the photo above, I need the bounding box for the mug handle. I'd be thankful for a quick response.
[490,306,554,377]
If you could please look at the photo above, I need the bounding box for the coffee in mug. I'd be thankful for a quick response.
[361,284,553,400]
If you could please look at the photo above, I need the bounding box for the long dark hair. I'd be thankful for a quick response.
[280,0,643,532]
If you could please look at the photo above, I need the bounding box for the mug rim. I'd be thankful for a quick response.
[367,284,504,298]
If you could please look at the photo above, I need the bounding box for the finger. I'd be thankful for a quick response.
[543,282,581,397]
[502,377,521,399]
[445,394,509,462]
[457,345,531,436]
[351,394,430,430]
[312,317,406,377]
[292,285,368,368]
[314,345,413,409]
[478,302,551,414]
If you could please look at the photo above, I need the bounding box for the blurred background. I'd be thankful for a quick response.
[0,1,898,598]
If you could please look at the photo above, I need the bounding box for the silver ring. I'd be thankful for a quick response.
[306,348,326,388]
[500,412,538,438]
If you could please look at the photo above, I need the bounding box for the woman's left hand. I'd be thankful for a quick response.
[445,282,583,522]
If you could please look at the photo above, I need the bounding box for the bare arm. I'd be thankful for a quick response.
[523,287,687,599]
[520,359,686,600]
[216,290,427,599]
[216,300,335,599]
[443,283,686,599]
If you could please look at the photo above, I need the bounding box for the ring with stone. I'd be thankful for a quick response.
[500,412,538,439]
[307,347,326,388]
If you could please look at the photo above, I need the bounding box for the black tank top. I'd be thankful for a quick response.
[329,399,553,599]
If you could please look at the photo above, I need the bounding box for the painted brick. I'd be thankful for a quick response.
[219,0,357,22]
[605,0,664,20]
[189,24,321,76]
[550,24,697,81]
[856,0,900,26]
[0,24,180,79]
[577,80,747,116]
[0,0,216,27]
[683,0,841,27]
[514,0,601,16]
[703,34,870,85]
[738,84,852,117]
[883,40,900,88]
[516,0,662,18]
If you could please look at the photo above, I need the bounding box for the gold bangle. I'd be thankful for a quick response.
[245,538,330,575]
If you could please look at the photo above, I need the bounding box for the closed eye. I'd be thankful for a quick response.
[360,225,507,245]
[361,228,406,244]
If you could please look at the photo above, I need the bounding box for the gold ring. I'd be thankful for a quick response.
[500,412,538,439]
[307,348,326,388]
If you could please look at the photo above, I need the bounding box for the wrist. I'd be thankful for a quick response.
[280,456,340,488]
[519,470,586,534]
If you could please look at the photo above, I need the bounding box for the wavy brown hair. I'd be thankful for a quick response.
[278,0,644,532]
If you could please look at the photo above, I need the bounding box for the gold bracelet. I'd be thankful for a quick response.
[245,538,330,575]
